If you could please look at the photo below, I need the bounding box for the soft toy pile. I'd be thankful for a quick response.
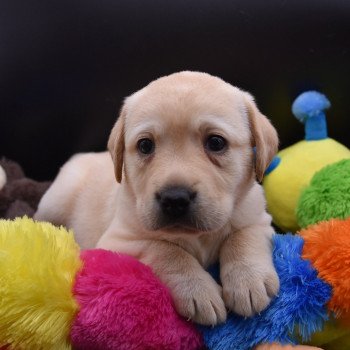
[262,90,350,349]
[0,217,202,350]
[0,216,349,350]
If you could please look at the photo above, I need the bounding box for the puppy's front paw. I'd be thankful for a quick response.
[221,262,279,317]
[170,274,227,326]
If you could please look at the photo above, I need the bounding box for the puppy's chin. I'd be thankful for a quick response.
[140,212,227,234]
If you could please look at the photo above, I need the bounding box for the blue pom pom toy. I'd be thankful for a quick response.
[201,234,331,350]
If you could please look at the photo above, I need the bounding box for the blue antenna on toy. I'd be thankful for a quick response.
[292,91,331,141]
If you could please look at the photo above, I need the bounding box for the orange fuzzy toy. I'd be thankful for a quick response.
[300,217,350,318]
[255,344,322,350]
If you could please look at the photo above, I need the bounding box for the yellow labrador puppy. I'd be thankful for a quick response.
[35,71,279,326]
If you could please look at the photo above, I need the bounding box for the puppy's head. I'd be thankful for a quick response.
[108,72,278,233]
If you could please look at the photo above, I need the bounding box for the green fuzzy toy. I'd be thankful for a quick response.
[297,159,350,228]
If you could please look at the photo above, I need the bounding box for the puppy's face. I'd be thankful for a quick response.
[109,72,278,233]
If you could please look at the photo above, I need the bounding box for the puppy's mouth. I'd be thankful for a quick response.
[161,223,201,234]
[151,214,211,234]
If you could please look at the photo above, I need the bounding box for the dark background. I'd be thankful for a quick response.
[1,0,349,181]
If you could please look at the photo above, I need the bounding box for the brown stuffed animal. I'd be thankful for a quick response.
[0,158,51,219]
[0,164,6,191]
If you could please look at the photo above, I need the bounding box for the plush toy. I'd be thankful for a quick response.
[263,103,350,349]
[0,165,6,191]
[263,91,350,232]
[201,232,331,350]
[203,217,350,350]
[0,217,81,349]
[299,217,350,350]
[1,216,349,350]
[0,158,51,219]
[0,217,202,350]
[296,158,350,229]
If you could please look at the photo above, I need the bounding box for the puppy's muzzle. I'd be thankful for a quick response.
[156,186,197,225]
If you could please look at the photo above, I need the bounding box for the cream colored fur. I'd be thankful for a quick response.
[35,71,279,325]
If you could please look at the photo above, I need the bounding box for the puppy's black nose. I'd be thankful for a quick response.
[157,187,196,218]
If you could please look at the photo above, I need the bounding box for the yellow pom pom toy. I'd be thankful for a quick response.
[0,217,81,350]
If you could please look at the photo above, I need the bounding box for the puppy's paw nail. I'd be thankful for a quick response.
[264,272,280,298]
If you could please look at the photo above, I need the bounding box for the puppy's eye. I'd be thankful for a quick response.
[205,135,227,152]
[137,138,155,155]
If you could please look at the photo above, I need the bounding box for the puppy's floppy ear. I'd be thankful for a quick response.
[244,93,279,182]
[108,104,127,183]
